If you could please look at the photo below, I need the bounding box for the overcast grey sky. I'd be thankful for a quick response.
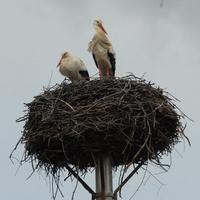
[1,0,199,199]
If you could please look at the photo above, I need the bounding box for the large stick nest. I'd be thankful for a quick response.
[17,75,187,172]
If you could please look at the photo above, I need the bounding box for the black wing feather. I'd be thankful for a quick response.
[107,52,116,76]
[92,54,99,69]
[79,70,90,81]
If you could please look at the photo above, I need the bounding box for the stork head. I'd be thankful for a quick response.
[93,19,107,34]
[57,52,69,67]
[61,52,69,59]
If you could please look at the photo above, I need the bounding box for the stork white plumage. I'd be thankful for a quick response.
[88,19,116,79]
[57,52,90,83]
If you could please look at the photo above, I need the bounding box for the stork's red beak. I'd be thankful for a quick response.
[99,23,107,34]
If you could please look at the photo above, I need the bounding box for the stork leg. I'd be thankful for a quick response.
[106,67,110,80]
[99,65,102,79]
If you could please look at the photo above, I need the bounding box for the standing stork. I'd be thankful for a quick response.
[57,52,90,83]
[88,19,116,79]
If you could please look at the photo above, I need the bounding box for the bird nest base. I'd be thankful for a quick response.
[16,75,187,172]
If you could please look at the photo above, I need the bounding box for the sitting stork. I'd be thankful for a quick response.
[57,52,90,83]
[88,19,116,79]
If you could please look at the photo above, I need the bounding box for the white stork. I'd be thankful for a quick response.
[57,52,90,83]
[88,19,116,79]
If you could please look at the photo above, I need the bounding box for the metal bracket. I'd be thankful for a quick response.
[65,164,95,195]
[65,159,144,200]
[113,161,144,197]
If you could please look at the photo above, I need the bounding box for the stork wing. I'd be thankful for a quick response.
[107,51,116,76]
[92,53,99,69]
[78,59,90,81]
[79,70,90,81]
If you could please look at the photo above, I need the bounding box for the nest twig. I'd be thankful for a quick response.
[14,75,188,175]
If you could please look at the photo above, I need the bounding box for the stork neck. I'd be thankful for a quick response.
[95,26,107,35]
[96,31,108,42]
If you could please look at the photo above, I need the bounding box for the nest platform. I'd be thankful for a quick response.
[17,75,186,172]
